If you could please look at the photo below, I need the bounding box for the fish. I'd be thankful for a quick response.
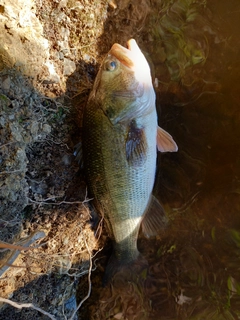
[80,39,178,282]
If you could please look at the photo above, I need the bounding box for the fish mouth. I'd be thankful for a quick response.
[109,39,151,86]
[109,39,137,69]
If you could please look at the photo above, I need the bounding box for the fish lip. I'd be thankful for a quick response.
[109,39,136,69]
[109,39,152,88]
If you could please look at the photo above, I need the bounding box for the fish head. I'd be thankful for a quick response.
[90,39,155,124]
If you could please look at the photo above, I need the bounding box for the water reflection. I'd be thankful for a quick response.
[80,0,240,319]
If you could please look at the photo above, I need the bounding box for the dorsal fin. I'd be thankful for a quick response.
[73,141,83,168]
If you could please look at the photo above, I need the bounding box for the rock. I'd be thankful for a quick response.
[8,114,15,120]
[44,61,60,83]
[0,0,49,79]
[42,123,51,134]
[30,121,39,137]
[59,51,64,60]
[63,58,76,76]
[62,154,72,166]
[2,76,11,91]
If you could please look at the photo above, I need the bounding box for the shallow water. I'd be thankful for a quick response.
[81,1,240,319]
[154,0,240,318]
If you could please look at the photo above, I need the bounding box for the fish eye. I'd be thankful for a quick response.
[105,60,117,72]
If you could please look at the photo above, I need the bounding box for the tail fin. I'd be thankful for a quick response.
[103,250,148,286]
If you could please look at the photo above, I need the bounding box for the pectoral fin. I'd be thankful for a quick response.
[126,120,147,165]
[141,195,168,238]
[157,126,178,152]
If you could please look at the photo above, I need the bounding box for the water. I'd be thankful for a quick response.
[80,1,240,318]
[154,1,240,318]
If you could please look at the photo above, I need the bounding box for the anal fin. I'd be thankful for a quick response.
[141,195,168,238]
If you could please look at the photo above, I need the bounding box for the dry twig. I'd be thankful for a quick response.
[0,170,22,175]
[28,197,93,206]
[0,142,17,148]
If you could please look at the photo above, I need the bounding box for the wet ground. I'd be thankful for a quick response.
[1,0,240,319]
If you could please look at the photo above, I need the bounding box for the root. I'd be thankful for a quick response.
[69,231,93,320]
[0,297,56,320]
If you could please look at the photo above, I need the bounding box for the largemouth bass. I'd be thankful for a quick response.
[81,39,178,280]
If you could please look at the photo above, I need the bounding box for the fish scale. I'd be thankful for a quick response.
[83,101,157,258]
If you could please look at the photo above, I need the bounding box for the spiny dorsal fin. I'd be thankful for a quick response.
[141,195,168,238]
[157,126,178,152]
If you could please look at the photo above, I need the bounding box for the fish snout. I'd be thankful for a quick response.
[110,39,152,85]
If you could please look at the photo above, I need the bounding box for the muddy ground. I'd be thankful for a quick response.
[1,0,240,319]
